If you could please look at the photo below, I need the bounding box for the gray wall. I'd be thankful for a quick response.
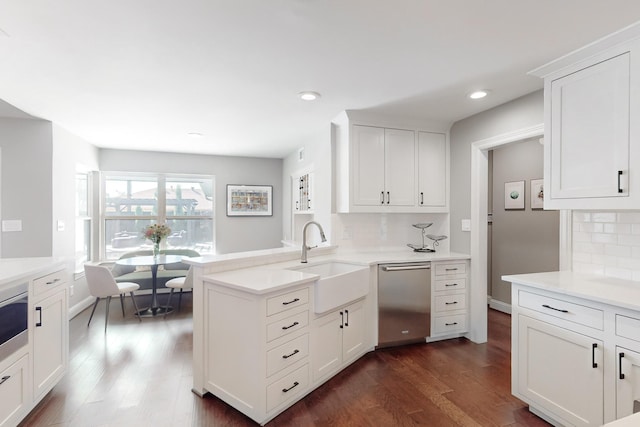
[100,149,283,254]
[449,90,544,254]
[490,139,559,305]
[0,117,53,257]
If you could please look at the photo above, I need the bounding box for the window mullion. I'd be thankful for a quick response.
[158,175,167,224]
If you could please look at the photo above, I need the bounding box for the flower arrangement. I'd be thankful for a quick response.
[144,224,171,256]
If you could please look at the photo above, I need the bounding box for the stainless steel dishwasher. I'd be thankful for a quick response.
[377,262,431,347]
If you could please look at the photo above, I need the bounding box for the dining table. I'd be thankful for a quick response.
[115,254,184,317]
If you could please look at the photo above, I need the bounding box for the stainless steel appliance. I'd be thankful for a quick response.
[0,281,28,361]
[377,262,430,347]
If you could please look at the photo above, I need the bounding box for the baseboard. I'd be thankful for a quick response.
[69,296,95,319]
[488,298,512,314]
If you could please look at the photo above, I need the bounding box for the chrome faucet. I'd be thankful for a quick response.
[301,221,327,263]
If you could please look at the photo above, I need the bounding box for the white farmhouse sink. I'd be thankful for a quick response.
[288,261,369,313]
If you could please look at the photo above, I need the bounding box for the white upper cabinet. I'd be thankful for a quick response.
[333,112,449,213]
[417,131,447,208]
[352,126,415,207]
[531,26,640,209]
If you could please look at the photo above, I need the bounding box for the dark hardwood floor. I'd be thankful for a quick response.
[20,293,550,426]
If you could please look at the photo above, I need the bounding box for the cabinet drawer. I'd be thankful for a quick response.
[434,263,466,276]
[616,314,640,342]
[267,311,309,342]
[434,278,466,292]
[266,334,309,377]
[33,269,67,296]
[434,293,467,313]
[266,364,309,412]
[518,290,604,330]
[267,288,308,317]
[0,354,28,427]
[433,314,467,335]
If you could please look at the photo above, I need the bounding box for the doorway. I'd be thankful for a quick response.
[468,124,543,344]
[487,138,559,313]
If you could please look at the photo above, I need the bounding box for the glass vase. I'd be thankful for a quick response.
[153,241,160,257]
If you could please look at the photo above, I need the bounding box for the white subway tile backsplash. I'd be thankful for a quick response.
[591,233,618,244]
[605,223,632,234]
[618,212,640,223]
[573,211,640,281]
[592,212,617,223]
[574,212,591,223]
[604,244,632,257]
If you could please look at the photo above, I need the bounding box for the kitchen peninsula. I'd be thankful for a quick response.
[185,246,470,425]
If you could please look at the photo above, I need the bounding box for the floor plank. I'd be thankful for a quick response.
[20,294,550,426]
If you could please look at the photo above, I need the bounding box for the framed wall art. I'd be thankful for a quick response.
[227,184,273,216]
[504,180,525,210]
[530,179,544,210]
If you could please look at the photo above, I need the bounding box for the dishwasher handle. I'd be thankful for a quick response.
[381,264,431,272]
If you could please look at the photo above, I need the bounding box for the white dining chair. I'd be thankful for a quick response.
[163,267,193,317]
[84,264,142,332]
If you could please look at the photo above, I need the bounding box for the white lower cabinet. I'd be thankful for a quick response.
[32,288,67,400]
[204,282,313,425]
[0,354,29,427]
[431,261,469,338]
[616,346,640,418]
[311,299,365,384]
[507,279,640,426]
[517,314,603,426]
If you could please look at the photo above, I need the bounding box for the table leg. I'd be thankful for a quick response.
[136,264,173,318]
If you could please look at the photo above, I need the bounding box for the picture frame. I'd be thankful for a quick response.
[531,179,544,210]
[226,184,273,216]
[504,180,525,210]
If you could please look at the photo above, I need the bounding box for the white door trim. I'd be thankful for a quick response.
[469,123,547,343]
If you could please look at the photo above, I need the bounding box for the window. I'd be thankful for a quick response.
[75,172,91,272]
[102,173,214,260]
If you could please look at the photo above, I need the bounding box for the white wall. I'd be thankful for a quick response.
[52,124,100,310]
[100,149,283,254]
[449,90,544,254]
[0,117,53,257]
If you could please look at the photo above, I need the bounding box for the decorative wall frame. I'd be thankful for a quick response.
[226,184,273,216]
[504,180,525,210]
[531,179,544,210]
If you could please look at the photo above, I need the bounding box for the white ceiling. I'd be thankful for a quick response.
[1,1,640,159]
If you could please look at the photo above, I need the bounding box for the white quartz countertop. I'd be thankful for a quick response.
[0,257,65,287]
[199,246,470,295]
[604,412,640,426]
[503,271,640,313]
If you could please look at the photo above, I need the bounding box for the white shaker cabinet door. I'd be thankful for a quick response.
[617,346,640,420]
[517,315,603,426]
[352,125,386,206]
[384,128,415,206]
[417,131,446,207]
[549,52,630,201]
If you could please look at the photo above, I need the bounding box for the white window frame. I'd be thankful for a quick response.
[100,172,215,260]
[74,169,92,277]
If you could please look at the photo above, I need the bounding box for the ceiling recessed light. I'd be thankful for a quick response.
[187,132,203,138]
[299,91,321,101]
[468,90,489,100]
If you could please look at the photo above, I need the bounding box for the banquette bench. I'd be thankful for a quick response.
[111,249,199,291]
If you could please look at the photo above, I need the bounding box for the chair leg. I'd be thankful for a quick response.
[178,289,183,312]
[164,289,175,318]
[87,297,100,327]
[130,292,142,322]
[120,293,126,317]
[104,296,112,333]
